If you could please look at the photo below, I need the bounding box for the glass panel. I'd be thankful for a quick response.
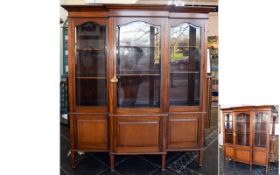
[254,112,268,147]
[75,22,107,106]
[76,51,106,77]
[169,23,201,106]
[236,113,250,146]
[76,79,106,106]
[116,21,161,107]
[76,22,106,77]
[224,114,233,144]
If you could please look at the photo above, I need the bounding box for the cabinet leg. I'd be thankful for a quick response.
[110,155,115,172]
[70,151,76,168]
[250,164,252,171]
[199,149,204,167]
[266,165,269,174]
[161,154,166,171]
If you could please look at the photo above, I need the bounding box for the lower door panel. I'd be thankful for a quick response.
[75,114,108,150]
[115,115,161,153]
[168,113,200,149]
[253,148,267,165]
[224,145,234,158]
[235,147,251,164]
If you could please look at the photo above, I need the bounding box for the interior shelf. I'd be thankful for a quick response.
[76,48,105,51]
[118,45,158,48]
[76,76,106,79]
[170,46,200,48]
[170,71,199,74]
[117,73,160,76]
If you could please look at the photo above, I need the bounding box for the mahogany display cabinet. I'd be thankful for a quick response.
[221,105,277,174]
[61,4,215,171]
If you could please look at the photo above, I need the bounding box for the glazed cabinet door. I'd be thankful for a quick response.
[70,18,108,112]
[114,18,162,109]
[111,18,164,153]
[223,113,234,158]
[234,112,252,164]
[68,18,109,151]
[169,19,204,111]
[167,19,205,151]
[253,111,270,165]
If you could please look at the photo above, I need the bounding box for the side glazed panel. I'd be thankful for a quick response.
[74,21,107,106]
[169,22,201,106]
[115,116,161,153]
[168,113,200,149]
[254,112,269,148]
[76,115,108,150]
[224,113,233,144]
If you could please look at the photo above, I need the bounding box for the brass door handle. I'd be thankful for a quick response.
[110,75,118,83]
[233,133,236,136]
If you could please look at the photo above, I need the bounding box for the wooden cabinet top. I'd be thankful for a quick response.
[61,4,217,18]
[221,105,275,112]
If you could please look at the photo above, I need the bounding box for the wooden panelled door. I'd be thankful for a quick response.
[234,112,252,166]
[253,111,271,173]
[109,17,166,170]
[69,18,109,163]
[223,113,234,159]
[167,18,205,166]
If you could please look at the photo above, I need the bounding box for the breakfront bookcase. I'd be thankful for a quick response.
[221,105,276,174]
[62,4,214,171]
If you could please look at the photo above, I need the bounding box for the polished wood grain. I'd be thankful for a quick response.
[253,148,267,165]
[235,148,251,164]
[168,113,199,149]
[62,4,217,14]
[224,145,234,158]
[76,115,108,150]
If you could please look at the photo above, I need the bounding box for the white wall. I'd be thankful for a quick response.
[208,12,218,36]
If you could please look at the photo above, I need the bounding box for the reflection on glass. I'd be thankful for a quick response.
[75,22,106,77]
[254,112,268,147]
[76,79,106,106]
[116,21,161,107]
[224,114,233,144]
[169,23,201,106]
[236,113,250,146]
[75,22,107,106]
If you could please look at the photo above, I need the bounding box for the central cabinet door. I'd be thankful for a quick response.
[111,18,164,153]
[234,112,252,164]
